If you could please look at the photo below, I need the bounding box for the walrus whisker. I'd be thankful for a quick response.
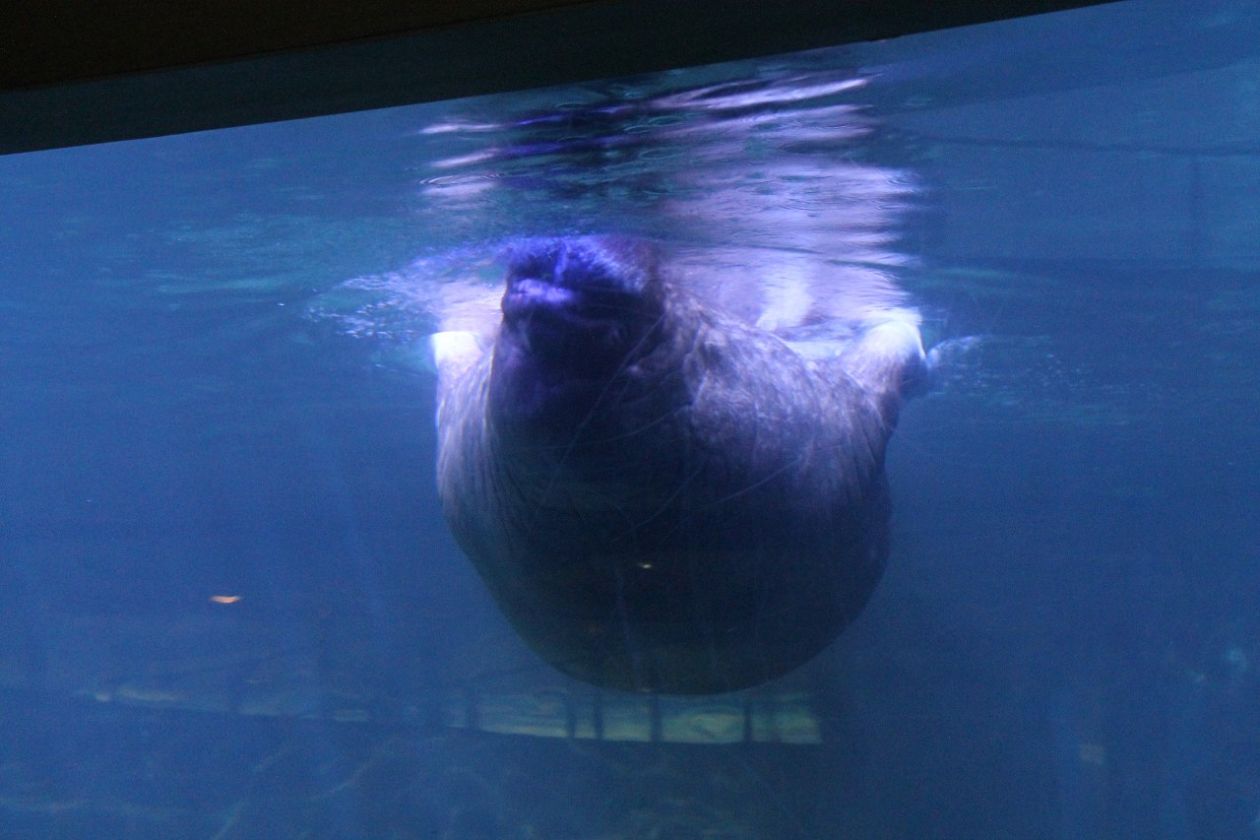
[531,307,671,506]
[698,452,810,511]
[618,460,707,539]
[567,403,686,448]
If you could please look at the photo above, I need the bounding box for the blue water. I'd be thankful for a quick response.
[3,1,1260,837]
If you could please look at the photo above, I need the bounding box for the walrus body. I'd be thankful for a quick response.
[432,237,925,694]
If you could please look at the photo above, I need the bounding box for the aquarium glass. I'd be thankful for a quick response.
[2,0,1259,837]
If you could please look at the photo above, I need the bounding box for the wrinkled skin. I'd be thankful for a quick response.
[433,236,925,694]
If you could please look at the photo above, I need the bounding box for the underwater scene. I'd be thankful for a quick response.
[3,0,1260,837]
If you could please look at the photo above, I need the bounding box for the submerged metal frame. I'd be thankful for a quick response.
[0,0,1119,154]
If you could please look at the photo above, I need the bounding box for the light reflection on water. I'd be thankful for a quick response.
[317,61,921,357]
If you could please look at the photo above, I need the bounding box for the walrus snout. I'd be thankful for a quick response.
[501,236,662,325]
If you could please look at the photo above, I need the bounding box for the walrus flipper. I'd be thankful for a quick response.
[834,317,928,420]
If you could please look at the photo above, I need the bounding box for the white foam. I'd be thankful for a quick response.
[429,330,484,377]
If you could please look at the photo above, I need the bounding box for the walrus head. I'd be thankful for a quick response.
[490,236,670,432]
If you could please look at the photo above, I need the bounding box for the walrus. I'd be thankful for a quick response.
[431,236,926,694]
